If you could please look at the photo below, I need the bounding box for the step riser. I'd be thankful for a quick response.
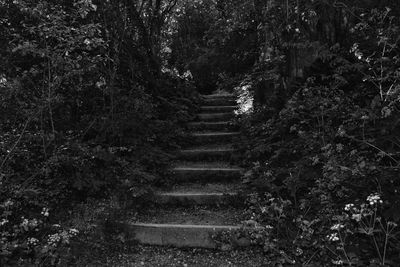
[203,99,237,106]
[202,94,235,99]
[172,169,242,182]
[198,113,233,122]
[127,224,243,249]
[187,122,233,131]
[178,150,234,161]
[200,106,236,112]
[191,134,239,145]
[153,193,241,206]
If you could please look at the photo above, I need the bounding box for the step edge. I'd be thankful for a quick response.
[179,148,235,153]
[129,223,242,229]
[201,94,235,98]
[191,132,240,136]
[203,100,237,104]
[156,192,238,197]
[198,112,234,115]
[200,105,237,108]
[188,121,230,125]
[172,167,243,171]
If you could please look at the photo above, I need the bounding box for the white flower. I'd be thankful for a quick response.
[367,193,383,206]
[0,77,7,85]
[69,228,79,236]
[84,39,91,45]
[260,207,267,213]
[337,127,346,137]
[48,233,61,246]
[344,203,354,211]
[332,259,344,265]
[354,50,363,60]
[183,70,193,79]
[327,233,339,242]
[95,79,106,88]
[21,219,29,227]
[41,208,50,217]
[27,237,39,246]
[330,224,344,231]
[29,218,39,228]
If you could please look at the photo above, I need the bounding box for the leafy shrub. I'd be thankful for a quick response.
[237,4,400,266]
[0,0,198,264]
[0,198,80,266]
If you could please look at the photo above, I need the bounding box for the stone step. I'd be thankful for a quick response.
[171,163,242,182]
[200,106,236,113]
[197,112,233,122]
[126,206,251,248]
[153,189,247,207]
[178,145,235,161]
[201,93,235,99]
[203,98,237,106]
[154,192,241,206]
[190,132,239,145]
[135,206,244,225]
[164,182,244,194]
[127,223,242,248]
[187,121,232,131]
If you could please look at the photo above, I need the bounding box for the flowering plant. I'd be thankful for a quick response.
[0,199,79,265]
[327,193,398,266]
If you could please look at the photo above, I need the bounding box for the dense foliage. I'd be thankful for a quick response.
[0,0,197,265]
[240,1,400,266]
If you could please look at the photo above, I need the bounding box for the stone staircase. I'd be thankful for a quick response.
[125,93,246,249]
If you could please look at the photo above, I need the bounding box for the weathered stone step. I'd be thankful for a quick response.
[127,206,250,248]
[154,192,238,205]
[171,163,242,182]
[127,223,242,248]
[200,106,236,112]
[203,98,237,106]
[191,132,239,144]
[198,112,233,122]
[167,182,244,193]
[201,93,235,99]
[135,206,244,225]
[187,121,232,131]
[178,145,235,161]
[154,192,238,206]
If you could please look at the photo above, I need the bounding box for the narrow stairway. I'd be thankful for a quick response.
[127,93,246,249]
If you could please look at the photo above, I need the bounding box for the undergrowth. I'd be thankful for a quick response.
[234,5,400,266]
